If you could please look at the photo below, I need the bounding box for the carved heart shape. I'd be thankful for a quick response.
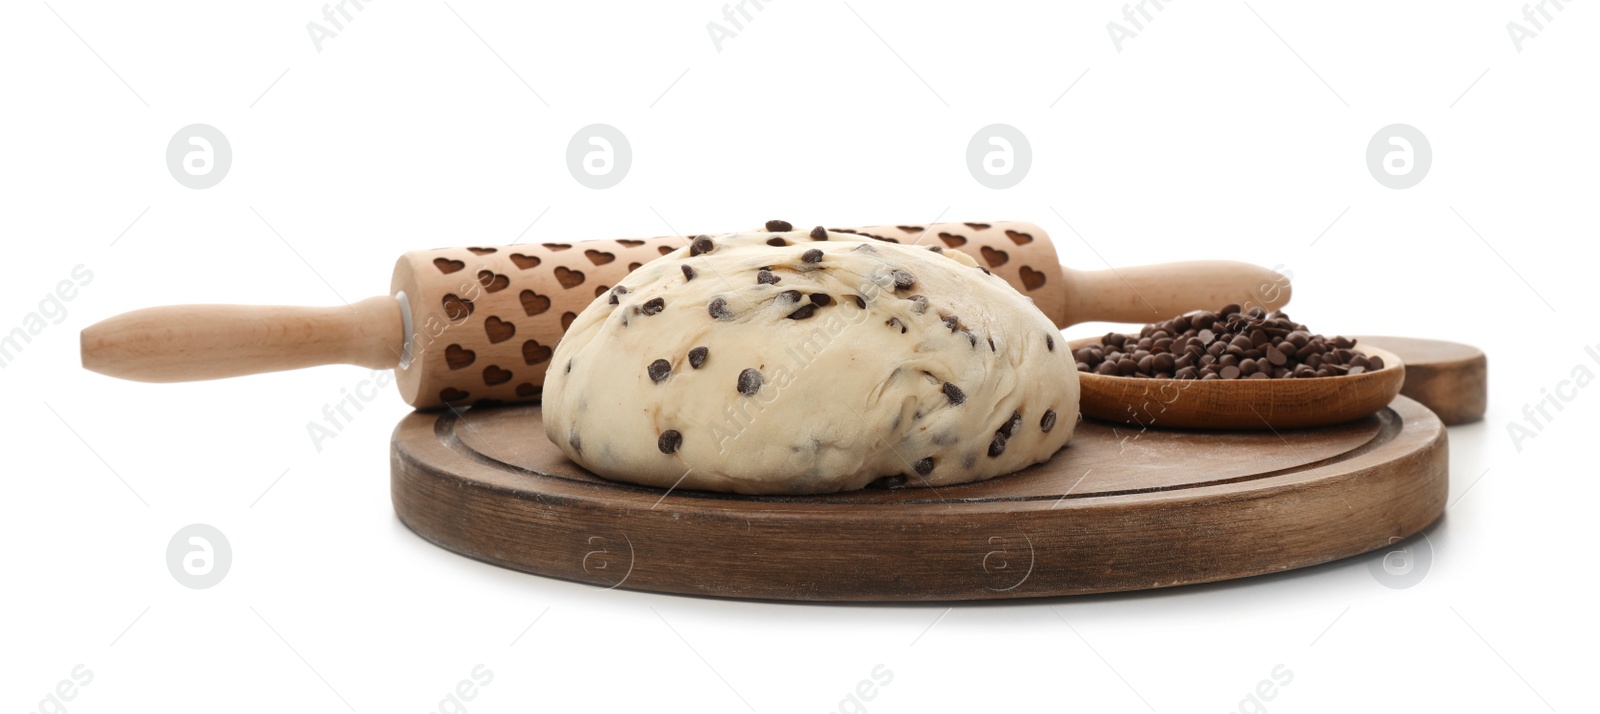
[544,243,571,251]
[560,311,577,331]
[980,246,1009,267]
[627,261,643,271]
[467,246,497,255]
[482,365,513,386]
[1019,265,1047,291]
[938,232,967,248]
[439,387,470,402]
[484,316,516,343]
[963,222,991,230]
[585,249,616,266]
[1006,229,1033,245]
[657,245,675,256]
[477,270,510,293]
[617,239,645,247]
[554,266,585,288]
[594,285,610,297]
[445,344,476,370]
[897,225,923,233]
[441,294,475,321]
[433,257,465,274]
[515,382,538,398]
[522,339,553,365]
[509,253,541,270]
[519,289,551,316]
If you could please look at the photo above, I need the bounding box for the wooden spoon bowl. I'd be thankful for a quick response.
[1068,338,1405,430]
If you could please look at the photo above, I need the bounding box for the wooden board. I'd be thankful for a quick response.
[392,397,1447,601]
[1353,336,1487,425]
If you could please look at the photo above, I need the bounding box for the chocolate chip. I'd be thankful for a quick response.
[913,457,935,476]
[766,237,788,247]
[658,430,682,454]
[1040,409,1057,432]
[801,248,823,264]
[1046,335,1055,352]
[757,269,780,285]
[987,432,1008,457]
[906,295,928,314]
[987,337,997,352]
[853,243,875,253]
[787,304,817,320]
[810,294,832,306]
[681,265,696,281]
[810,226,828,241]
[1076,306,1374,380]
[891,270,915,289]
[708,296,733,319]
[641,297,664,315]
[853,295,866,308]
[688,346,708,369]
[778,289,801,302]
[565,359,573,374]
[886,317,906,334]
[737,368,763,395]
[765,219,792,232]
[869,475,907,489]
[998,411,1021,437]
[942,314,960,331]
[961,330,978,348]
[648,359,672,383]
[690,235,714,256]
[943,382,965,405]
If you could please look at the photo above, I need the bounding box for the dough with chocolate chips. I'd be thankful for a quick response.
[542,226,1079,495]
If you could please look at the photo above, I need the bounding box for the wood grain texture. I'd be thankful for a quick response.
[1070,338,1405,430]
[391,397,1447,601]
[1353,336,1487,425]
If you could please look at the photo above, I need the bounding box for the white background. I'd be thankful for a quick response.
[3,1,1596,712]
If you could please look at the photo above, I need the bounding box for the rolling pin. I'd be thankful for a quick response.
[81,221,1290,408]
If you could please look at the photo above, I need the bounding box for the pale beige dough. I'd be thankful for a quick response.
[542,227,1078,495]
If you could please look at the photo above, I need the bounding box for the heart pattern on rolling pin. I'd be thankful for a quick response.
[434,258,465,274]
[554,266,585,289]
[585,249,615,265]
[657,245,675,256]
[1019,265,1047,291]
[467,247,497,255]
[509,253,541,270]
[594,285,609,297]
[477,270,510,292]
[963,222,991,230]
[545,243,571,251]
[445,344,476,370]
[519,289,551,316]
[617,239,645,247]
[484,316,516,343]
[522,339,552,365]
[560,311,577,331]
[980,246,1009,267]
[442,294,474,321]
[938,232,967,248]
[482,365,513,386]
[628,261,643,271]
[439,387,470,403]
[515,383,538,398]
[1006,229,1033,245]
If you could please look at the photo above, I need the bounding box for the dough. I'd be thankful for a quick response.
[542,225,1079,495]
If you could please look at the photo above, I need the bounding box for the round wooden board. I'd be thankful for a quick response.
[1353,336,1487,425]
[392,397,1448,602]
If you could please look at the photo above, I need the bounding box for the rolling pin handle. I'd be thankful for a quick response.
[80,295,406,383]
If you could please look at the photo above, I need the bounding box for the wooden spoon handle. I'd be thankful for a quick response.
[81,296,403,383]
[1063,260,1291,325]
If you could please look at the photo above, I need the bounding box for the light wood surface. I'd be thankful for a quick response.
[391,396,1447,601]
[1353,336,1487,425]
[1070,338,1405,430]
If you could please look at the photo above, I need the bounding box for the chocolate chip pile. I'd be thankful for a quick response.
[1074,305,1383,380]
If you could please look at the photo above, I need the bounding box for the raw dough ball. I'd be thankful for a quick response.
[542,227,1078,495]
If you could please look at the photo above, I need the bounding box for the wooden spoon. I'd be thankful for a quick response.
[1069,338,1405,430]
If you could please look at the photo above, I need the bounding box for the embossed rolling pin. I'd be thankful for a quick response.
[80,220,1289,408]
